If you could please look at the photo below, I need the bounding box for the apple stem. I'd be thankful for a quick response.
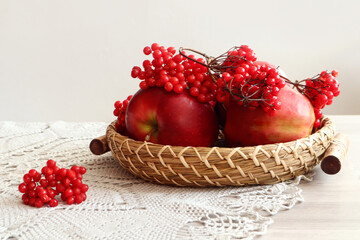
[145,128,157,142]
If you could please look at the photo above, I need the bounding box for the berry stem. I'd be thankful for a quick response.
[281,74,330,98]
[179,47,219,85]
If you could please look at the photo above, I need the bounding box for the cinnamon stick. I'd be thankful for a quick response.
[89,135,110,155]
[321,133,350,175]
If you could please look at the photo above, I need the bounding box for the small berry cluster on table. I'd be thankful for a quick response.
[113,43,340,137]
[18,160,88,208]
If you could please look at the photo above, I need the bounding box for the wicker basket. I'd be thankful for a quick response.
[104,117,335,187]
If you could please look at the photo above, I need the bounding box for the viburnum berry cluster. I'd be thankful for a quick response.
[131,43,218,103]
[219,45,257,69]
[113,95,132,133]
[18,160,88,208]
[128,44,288,112]
[285,70,340,128]
[212,46,286,113]
[113,43,340,133]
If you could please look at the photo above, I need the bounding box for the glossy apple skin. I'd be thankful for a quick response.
[224,85,315,147]
[126,87,219,147]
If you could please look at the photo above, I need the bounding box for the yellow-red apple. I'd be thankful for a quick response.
[224,85,315,147]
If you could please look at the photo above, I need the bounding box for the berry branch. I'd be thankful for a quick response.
[179,45,285,112]
[280,70,339,128]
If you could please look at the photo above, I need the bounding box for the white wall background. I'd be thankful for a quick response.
[0,0,359,122]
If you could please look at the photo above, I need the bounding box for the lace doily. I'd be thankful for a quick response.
[0,122,313,240]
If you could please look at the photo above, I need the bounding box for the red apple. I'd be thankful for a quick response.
[125,87,219,147]
[224,85,315,147]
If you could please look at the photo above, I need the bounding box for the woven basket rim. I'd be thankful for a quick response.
[106,116,334,151]
[105,116,335,186]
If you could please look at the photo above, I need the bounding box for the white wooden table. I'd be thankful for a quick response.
[263,115,360,240]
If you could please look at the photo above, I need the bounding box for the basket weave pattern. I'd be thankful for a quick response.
[106,117,335,187]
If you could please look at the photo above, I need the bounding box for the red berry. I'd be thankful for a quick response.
[198,94,207,103]
[73,187,82,196]
[75,195,83,204]
[71,179,82,188]
[81,184,89,193]
[49,199,58,207]
[152,50,162,59]
[66,196,75,205]
[28,169,38,178]
[80,193,87,201]
[114,100,122,109]
[40,179,48,188]
[56,183,66,193]
[139,81,148,90]
[45,174,55,181]
[164,82,173,92]
[18,183,27,193]
[76,173,83,180]
[35,198,44,208]
[71,166,80,173]
[143,46,152,55]
[195,73,205,82]
[167,46,176,54]
[235,67,246,74]
[49,180,57,187]
[66,170,76,180]
[36,188,47,196]
[28,197,36,206]
[138,71,146,80]
[187,74,196,83]
[314,108,323,119]
[22,194,30,205]
[33,172,41,182]
[55,173,63,181]
[273,101,281,110]
[151,43,160,51]
[173,54,183,63]
[170,77,179,85]
[176,64,185,72]
[173,84,184,93]
[23,174,32,184]
[131,67,141,78]
[331,70,338,77]
[28,190,37,198]
[61,193,67,201]
[266,77,276,85]
[27,181,36,190]
[314,119,321,128]
[248,66,258,75]
[59,168,67,178]
[63,177,71,187]
[64,188,74,198]
[47,189,56,199]
[146,77,156,87]
[47,159,56,169]
[40,194,50,203]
